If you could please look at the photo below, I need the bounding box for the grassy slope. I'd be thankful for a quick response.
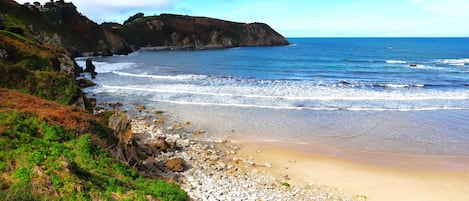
[0,89,187,201]
[0,18,81,105]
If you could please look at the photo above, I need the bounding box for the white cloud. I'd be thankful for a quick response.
[15,0,177,23]
[410,0,469,16]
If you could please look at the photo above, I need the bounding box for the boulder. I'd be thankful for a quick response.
[108,112,128,134]
[153,139,170,151]
[77,78,96,88]
[165,157,185,172]
[135,104,146,112]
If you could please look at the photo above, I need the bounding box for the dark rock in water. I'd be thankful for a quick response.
[77,78,96,88]
[109,102,123,109]
[84,59,97,79]
[165,157,185,172]
[108,112,128,134]
[338,81,351,85]
[135,104,146,112]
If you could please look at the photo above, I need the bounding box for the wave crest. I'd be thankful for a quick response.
[112,71,207,80]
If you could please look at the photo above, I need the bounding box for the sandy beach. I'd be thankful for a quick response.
[235,141,469,201]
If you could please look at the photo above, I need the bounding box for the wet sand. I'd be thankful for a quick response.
[235,141,469,201]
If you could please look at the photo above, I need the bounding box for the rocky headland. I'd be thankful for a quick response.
[1,0,289,58]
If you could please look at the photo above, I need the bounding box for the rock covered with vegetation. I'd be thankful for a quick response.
[112,13,290,49]
[0,89,187,200]
[1,0,289,57]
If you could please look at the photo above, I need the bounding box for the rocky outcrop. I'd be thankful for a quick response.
[84,59,97,79]
[117,14,290,49]
[1,1,288,56]
[108,112,129,134]
[165,158,185,172]
[0,0,132,57]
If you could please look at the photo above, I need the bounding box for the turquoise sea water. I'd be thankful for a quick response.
[78,38,469,156]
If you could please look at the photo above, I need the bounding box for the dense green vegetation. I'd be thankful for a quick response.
[0,111,187,201]
[0,65,80,105]
[0,14,81,105]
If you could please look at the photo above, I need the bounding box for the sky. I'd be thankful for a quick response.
[15,0,469,37]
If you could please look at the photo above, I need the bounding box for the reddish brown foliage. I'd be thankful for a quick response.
[0,88,116,147]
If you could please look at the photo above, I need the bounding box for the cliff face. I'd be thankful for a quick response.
[0,0,131,56]
[1,1,288,55]
[116,14,290,49]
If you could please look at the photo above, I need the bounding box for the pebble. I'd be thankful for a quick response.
[129,114,354,201]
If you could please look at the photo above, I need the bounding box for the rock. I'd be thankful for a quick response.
[84,59,97,79]
[260,163,272,168]
[108,112,128,134]
[135,104,146,112]
[0,49,7,59]
[165,157,185,172]
[167,140,177,151]
[214,139,227,144]
[135,116,147,120]
[194,129,206,135]
[153,138,170,152]
[77,78,96,88]
[109,102,123,108]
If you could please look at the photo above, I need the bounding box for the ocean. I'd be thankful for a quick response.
[77,38,469,157]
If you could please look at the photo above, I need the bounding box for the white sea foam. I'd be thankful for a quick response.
[151,99,469,112]
[97,83,469,112]
[407,64,446,71]
[112,71,207,80]
[379,84,425,89]
[101,85,469,101]
[75,60,137,73]
[436,58,469,66]
[386,60,407,64]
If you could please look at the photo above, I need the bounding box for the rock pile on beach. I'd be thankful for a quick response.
[116,105,356,201]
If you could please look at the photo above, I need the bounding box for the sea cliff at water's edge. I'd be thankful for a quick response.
[107,13,290,50]
[1,0,289,57]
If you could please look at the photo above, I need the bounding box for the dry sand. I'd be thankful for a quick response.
[234,141,469,201]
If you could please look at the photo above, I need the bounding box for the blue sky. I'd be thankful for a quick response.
[15,0,469,37]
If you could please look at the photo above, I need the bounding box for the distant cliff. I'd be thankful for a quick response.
[0,0,131,56]
[108,13,290,50]
[1,1,289,56]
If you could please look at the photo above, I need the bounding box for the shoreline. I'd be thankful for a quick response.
[107,103,355,200]
[230,139,469,171]
[234,141,469,201]
[90,99,469,200]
